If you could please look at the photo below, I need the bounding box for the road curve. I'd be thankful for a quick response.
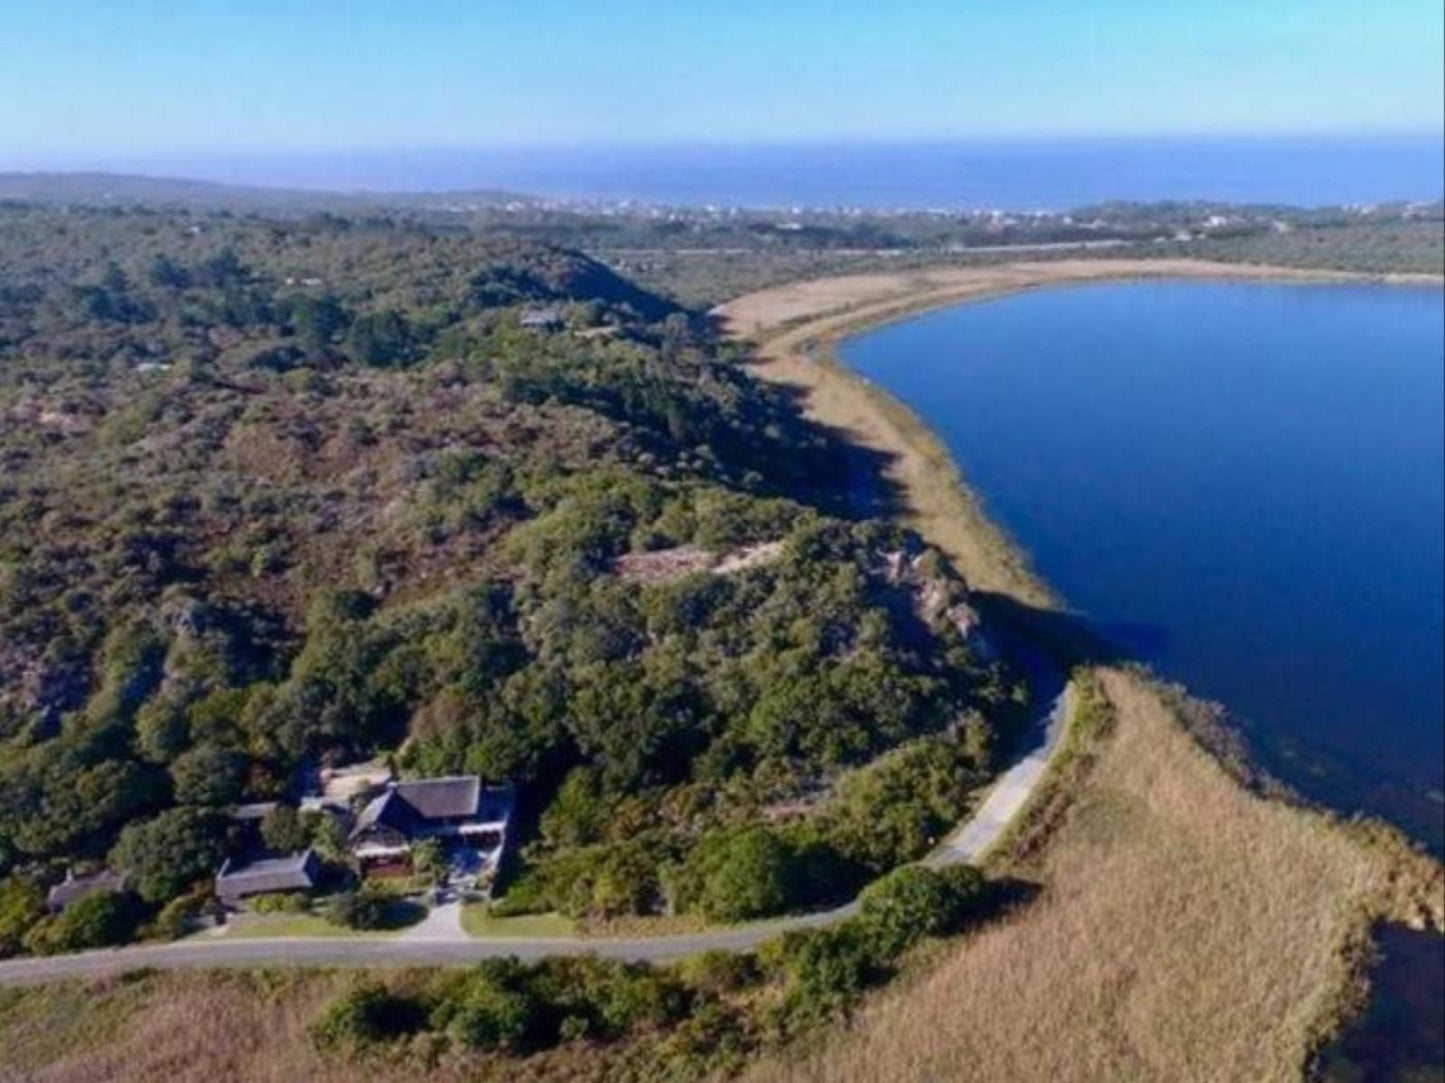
[0,676,1069,987]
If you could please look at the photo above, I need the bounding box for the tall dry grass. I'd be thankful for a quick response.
[743,669,1385,1083]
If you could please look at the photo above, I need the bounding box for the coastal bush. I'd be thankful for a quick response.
[22,890,141,955]
[249,891,311,915]
[0,203,1011,952]
[805,737,985,875]
[762,924,880,1017]
[109,807,231,903]
[311,982,427,1049]
[0,877,45,958]
[168,744,247,806]
[855,863,986,957]
[258,804,310,854]
[690,827,799,922]
[149,887,209,940]
[324,888,390,930]
[677,948,762,995]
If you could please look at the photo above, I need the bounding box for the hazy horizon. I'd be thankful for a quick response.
[3,1,1440,164]
[8,133,1442,212]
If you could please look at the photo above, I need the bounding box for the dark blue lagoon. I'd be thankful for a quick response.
[840,281,1445,846]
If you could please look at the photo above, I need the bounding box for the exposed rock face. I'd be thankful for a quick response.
[876,545,997,660]
[613,540,784,585]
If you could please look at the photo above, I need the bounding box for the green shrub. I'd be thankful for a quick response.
[764,924,878,1013]
[151,888,207,940]
[441,977,543,1052]
[311,982,426,1049]
[324,888,390,930]
[23,890,141,955]
[168,744,247,806]
[529,955,690,1041]
[110,807,230,903]
[0,876,45,957]
[258,804,311,854]
[677,948,761,995]
[250,891,311,915]
[809,737,982,874]
[856,863,985,958]
[684,827,800,922]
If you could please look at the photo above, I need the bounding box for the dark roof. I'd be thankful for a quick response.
[215,850,319,900]
[351,788,419,838]
[394,776,481,819]
[46,870,126,912]
[350,777,514,841]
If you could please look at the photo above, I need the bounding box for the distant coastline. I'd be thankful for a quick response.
[17,134,1444,210]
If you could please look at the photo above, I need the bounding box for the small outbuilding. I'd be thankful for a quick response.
[46,869,127,914]
[215,849,321,909]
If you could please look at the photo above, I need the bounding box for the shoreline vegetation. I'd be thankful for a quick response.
[716,258,1445,1082]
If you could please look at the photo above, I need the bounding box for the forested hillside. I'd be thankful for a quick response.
[0,205,1019,953]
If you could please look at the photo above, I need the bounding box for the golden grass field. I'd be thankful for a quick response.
[743,669,1392,1083]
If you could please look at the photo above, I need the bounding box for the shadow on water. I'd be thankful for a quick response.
[1320,925,1445,1083]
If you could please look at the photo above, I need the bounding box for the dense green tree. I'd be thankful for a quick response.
[311,983,426,1048]
[856,864,985,957]
[346,309,414,367]
[0,876,45,957]
[258,804,310,853]
[325,887,394,930]
[110,807,230,902]
[693,827,798,922]
[23,890,141,955]
[289,293,349,351]
[168,744,247,806]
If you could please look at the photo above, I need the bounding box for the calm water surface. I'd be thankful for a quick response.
[103,135,1443,209]
[841,281,1444,846]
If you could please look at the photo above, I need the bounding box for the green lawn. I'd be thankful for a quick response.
[221,913,393,939]
[461,907,576,939]
[220,896,427,939]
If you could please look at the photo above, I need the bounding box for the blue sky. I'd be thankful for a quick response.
[1,0,1441,162]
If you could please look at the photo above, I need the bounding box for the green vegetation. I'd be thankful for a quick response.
[21,889,142,955]
[0,203,1017,957]
[460,906,576,939]
[303,862,993,1075]
[324,886,425,931]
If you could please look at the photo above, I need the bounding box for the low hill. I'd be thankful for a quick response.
[0,171,532,212]
[0,205,1018,965]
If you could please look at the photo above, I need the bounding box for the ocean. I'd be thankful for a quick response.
[113,134,1443,210]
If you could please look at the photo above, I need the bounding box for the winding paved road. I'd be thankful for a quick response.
[0,674,1069,987]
